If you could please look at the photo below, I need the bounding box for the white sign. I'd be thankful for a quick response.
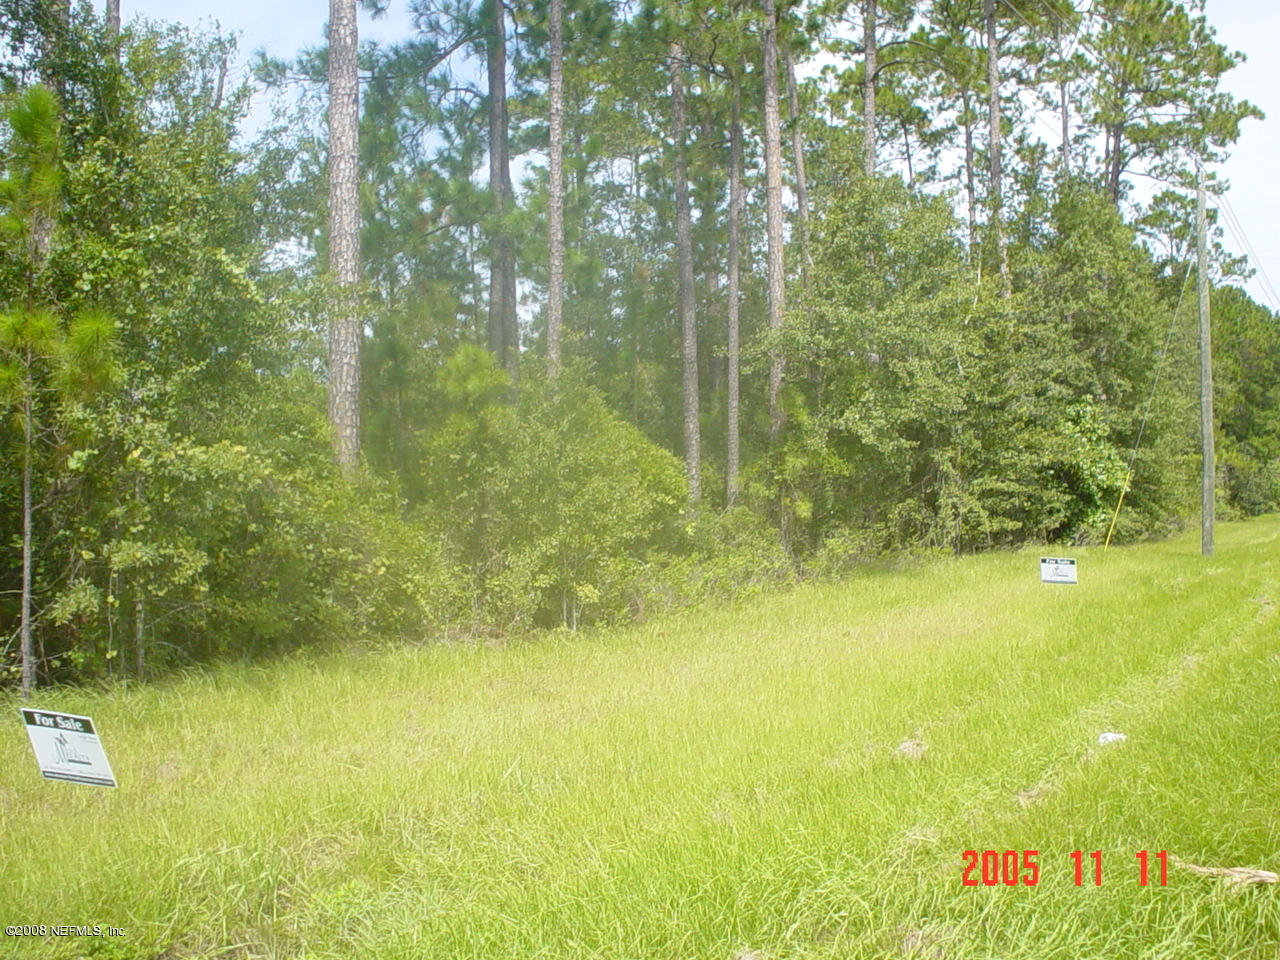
[1040,557,1078,585]
[20,709,117,788]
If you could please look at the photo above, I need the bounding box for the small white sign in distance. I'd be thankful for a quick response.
[20,709,118,788]
[1040,557,1078,585]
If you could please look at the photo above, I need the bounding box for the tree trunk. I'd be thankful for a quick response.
[17,86,56,696]
[1107,121,1125,205]
[1056,24,1070,175]
[902,117,913,181]
[469,224,484,340]
[328,0,361,470]
[40,0,70,96]
[1060,78,1071,174]
[106,0,120,36]
[863,0,877,176]
[784,48,810,286]
[727,69,743,507]
[487,0,506,364]
[762,0,786,443]
[20,357,33,699]
[487,0,517,379]
[984,0,1009,289]
[133,474,145,681]
[962,88,977,258]
[698,111,718,314]
[670,42,700,502]
[503,228,518,378]
[133,595,145,680]
[547,0,565,380]
[214,54,227,111]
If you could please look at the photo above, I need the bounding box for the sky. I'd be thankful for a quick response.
[122,0,1280,311]
[1202,0,1280,310]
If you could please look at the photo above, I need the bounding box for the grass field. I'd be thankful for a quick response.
[2,517,1279,960]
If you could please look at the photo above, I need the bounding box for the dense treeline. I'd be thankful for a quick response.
[1,0,1277,688]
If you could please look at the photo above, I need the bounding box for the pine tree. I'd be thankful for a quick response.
[328,0,362,469]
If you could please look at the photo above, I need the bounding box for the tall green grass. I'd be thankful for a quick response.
[3,517,1278,959]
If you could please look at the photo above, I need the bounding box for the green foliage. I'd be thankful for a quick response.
[0,84,61,277]
[1088,0,1263,197]
[420,348,687,627]
[0,24,445,687]
[1212,284,1280,516]
[35,370,470,677]
[1,0,1277,689]
[630,506,796,618]
[0,306,118,400]
[786,176,1195,554]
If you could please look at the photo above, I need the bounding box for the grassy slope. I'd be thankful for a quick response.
[2,517,1278,960]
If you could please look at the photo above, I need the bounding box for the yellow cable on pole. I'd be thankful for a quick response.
[1104,474,1130,552]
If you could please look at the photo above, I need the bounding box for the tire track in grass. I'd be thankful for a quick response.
[974,573,1277,835]
[596,563,1228,957]
[945,600,1280,960]
[851,558,1261,845]
[770,527,1278,957]
[854,567,1280,958]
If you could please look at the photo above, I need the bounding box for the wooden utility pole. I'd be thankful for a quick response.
[20,353,33,698]
[1196,162,1215,556]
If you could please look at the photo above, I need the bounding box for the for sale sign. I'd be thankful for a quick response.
[1039,557,1078,585]
[20,709,117,788]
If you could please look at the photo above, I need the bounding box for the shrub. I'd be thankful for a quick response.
[419,348,688,628]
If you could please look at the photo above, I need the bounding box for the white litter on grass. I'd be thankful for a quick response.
[1097,732,1127,745]
[897,739,929,759]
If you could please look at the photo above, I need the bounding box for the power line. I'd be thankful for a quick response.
[1219,199,1280,310]
[1001,0,1275,319]
[1059,0,1096,62]
[1215,192,1280,313]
